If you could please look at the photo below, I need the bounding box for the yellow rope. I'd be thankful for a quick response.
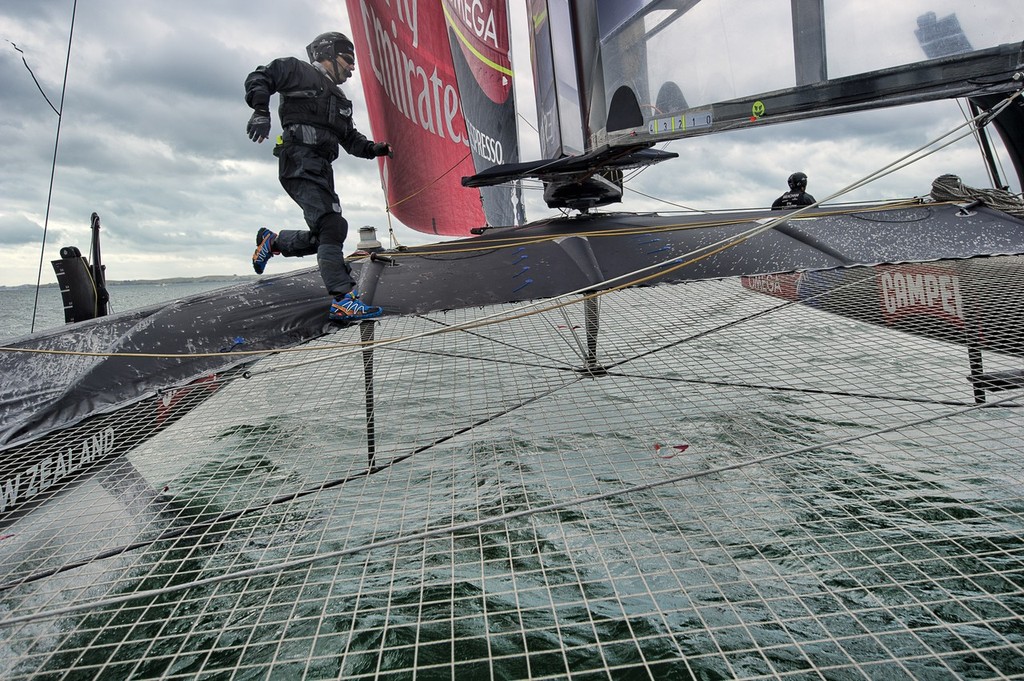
[386,151,475,211]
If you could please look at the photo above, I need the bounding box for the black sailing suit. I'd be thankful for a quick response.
[771,190,817,210]
[244,57,378,296]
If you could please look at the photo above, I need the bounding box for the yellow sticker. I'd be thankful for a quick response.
[751,100,766,119]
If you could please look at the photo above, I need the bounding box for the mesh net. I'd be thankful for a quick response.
[1,256,1023,679]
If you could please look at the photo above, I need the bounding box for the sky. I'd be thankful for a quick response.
[1,0,1020,288]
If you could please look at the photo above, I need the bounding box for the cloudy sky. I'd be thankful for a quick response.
[1,0,1019,288]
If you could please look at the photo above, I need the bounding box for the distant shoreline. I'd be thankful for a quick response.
[0,275,258,291]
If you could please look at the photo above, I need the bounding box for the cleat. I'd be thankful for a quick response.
[252,228,277,274]
[328,291,383,322]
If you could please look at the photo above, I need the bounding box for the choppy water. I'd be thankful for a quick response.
[0,280,249,341]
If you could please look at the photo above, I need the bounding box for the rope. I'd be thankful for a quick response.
[351,202,922,261]
[386,150,475,211]
[29,0,78,335]
[930,173,1024,217]
[4,40,59,115]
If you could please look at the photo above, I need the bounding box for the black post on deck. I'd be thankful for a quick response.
[361,321,376,466]
[585,297,599,367]
[583,296,607,376]
[966,313,987,404]
[967,344,986,404]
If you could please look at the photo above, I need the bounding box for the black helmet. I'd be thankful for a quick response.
[788,172,808,191]
[306,32,355,64]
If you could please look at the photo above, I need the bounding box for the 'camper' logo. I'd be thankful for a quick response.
[878,266,964,327]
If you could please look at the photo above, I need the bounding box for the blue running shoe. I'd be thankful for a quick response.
[252,228,277,274]
[329,291,383,322]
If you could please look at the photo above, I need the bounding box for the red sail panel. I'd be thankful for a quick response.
[443,0,525,227]
[346,0,485,236]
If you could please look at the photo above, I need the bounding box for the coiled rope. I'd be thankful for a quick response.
[930,173,1024,217]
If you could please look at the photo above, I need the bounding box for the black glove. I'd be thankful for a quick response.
[247,110,271,143]
[371,142,393,158]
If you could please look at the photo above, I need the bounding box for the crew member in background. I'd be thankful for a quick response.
[772,171,817,210]
[244,31,392,322]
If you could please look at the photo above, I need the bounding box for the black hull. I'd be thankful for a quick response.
[0,370,235,527]
[355,203,1024,314]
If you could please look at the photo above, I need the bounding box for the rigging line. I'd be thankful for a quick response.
[603,370,1015,409]
[517,109,539,134]
[0,344,360,359]
[0,373,583,594]
[29,0,78,335]
[601,268,890,373]
[375,202,924,260]
[602,295,810,372]
[957,99,1003,190]
[4,388,1017,629]
[605,250,1020,382]
[411,314,577,367]
[386,150,475,210]
[252,311,593,376]
[374,310,596,371]
[803,93,1022,211]
[624,184,709,214]
[364,214,766,260]
[365,202,911,261]
[377,165,402,250]
[553,306,589,362]
[5,40,59,115]
[377,344,582,375]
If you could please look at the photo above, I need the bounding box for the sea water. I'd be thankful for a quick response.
[0,280,248,341]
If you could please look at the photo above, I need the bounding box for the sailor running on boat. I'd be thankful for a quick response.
[244,32,392,322]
